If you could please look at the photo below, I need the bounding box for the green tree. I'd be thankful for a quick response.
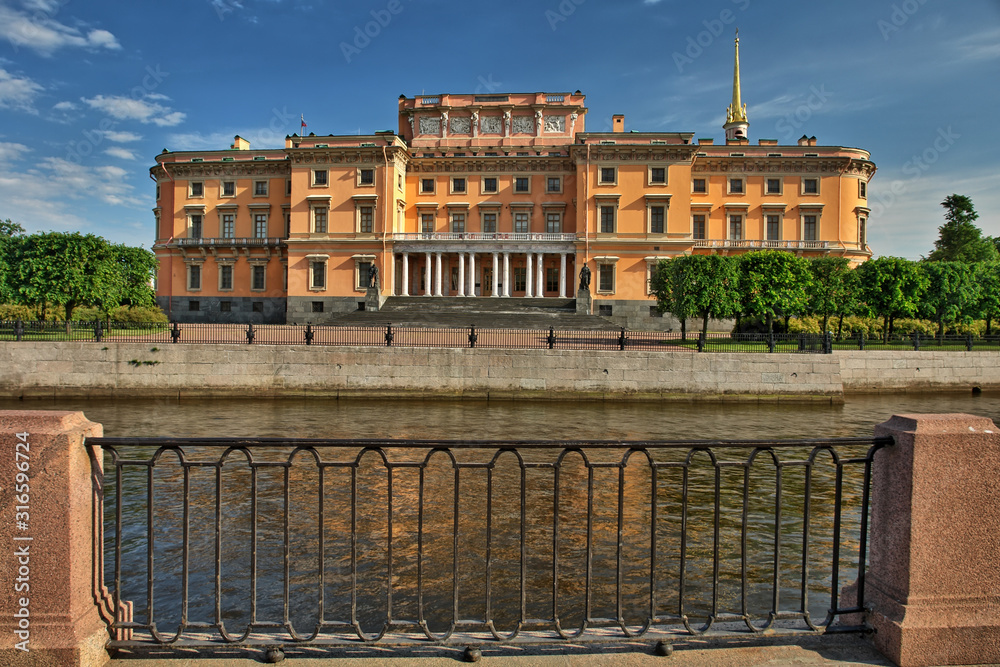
[926,195,998,262]
[973,262,1000,337]
[652,255,740,339]
[1,218,25,237]
[737,251,811,334]
[919,262,980,341]
[857,256,927,341]
[806,257,856,333]
[107,244,158,311]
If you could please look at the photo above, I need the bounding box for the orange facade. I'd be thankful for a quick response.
[152,86,875,327]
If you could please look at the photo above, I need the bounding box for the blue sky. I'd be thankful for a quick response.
[0,0,997,259]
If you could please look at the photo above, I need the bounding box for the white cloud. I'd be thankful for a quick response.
[950,28,1000,63]
[0,141,30,161]
[52,100,77,111]
[37,157,143,206]
[103,146,137,160]
[81,94,186,127]
[168,127,286,151]
[0,4,121,56]
[0,67,43,112]
[102,130,142,143]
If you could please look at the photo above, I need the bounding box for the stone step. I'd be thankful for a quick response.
[380,296,576,313]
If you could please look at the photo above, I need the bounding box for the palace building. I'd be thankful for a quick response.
[151,36,875,326]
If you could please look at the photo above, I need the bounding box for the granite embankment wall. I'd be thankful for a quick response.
[0,343,996,400]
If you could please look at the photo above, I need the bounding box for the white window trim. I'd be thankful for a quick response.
[252,211,269,239]
[420,177,436,195]
[544,209,563,234]
[307,255,329,291]
[186,209,205,239]
[598,166,617,186]
[859,179,868,199]
[188,181,204,199]
[312,169,328,188]
[352,254,376,292]
[449,209,467,233]
[800,211,821,241]
[220,180,236,198]
[480,208,500,233]
[253,180,269,197]
[645,196,670,235]
[692,177,708,195]
[597,200,618,235]
[511,207,532,234]
[645,256,670,295]
[311,204,329,234]
[691,211,709,239]
[647,165,668,187]
[545,176,562,194]
[728,214,744,241]
[513,175,532,195]
[595,256,619,295]
[450,176,468,195]
[801,177,821,196]
[354,198,377,234]
[727,177,745,196]
[357,168,376,188]
[480,176,499,195]
[249,261,267,292]
[764,212,783,241]
[217,261,235,292]
[185,260,204,292]
[764,176,784,196]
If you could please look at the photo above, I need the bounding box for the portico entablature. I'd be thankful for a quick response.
[390,239,577,255]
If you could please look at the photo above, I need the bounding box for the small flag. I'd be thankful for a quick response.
[301,114,307,132]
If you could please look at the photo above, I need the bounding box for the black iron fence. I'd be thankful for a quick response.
[3,320,1000,353]
[92,435,892,659]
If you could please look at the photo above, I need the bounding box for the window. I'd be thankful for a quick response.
[729,178,744,194]
[803,214,817,241]
[650,205,665,234]
[451,177,466,194]
[600,205,615,233]
[251,265,265,291]
[187,264,202,291]
[188,300,200,311]
[221,213,234,238]
[421,212,435,233]
[311,301,324,313]
[859,180,867,198]
[220,301,231,312]
[598,264,615,293]
[766,214,781,240]
[313,207,328,234]
[729,215,743,240]
[451,212,466,233]
[598,304,613,316]
[514,211,529,233]
[803,178,819,194]
[859,218,867,246]
[766,178,782,195]
[482,212,497,233]
[514,177,530,193]
[359,169,375,186]
[513,267,526,292]
[545,211,561,233]
[189,214,203,239]
[254,213,268,239]
[421,178,435,194]
[310,260,326,290]
[155,185,160,200]
[599,167,616,184]
[482,177,498,193]
[650,167,666,184]
[692,214,706,240]
[546,177,561,193]
[189,181,204,197]
[356,261,371,290]
[284,211,291,237]
[253,301,263,313]
[286,180,292,196]
[313,170,328,186]
[219,264,233,291]
[222,181,235,197]
[692,178,706,193]
[359,206,374,233]
[546,267,559,293]
[254,180,268,196]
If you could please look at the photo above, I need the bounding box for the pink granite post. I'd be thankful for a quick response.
[865,413,1000,667]
[0,411,112,666]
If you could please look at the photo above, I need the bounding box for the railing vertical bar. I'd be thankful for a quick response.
[181,463,191,630]
[552,459,561,625]
[585,465,595,626]
[829,464,845,617]
[485,464,494,626]
[856,457,875,611]
[801,459,813,620]
[648,464,658,623]
[250,464,259,625]
[417,461,426,630]
[616,461,625,627]
[350,461,359,633]
[519,459,527,626]
[114,459,123,636]
[711,458,721,620]
[283,462,291,630]
[214,459,223,630]
[386,465,394,625]
[771,463,784,617]
[740,458,751,620]
[452,465,460,628]
[146,463,155,626]
[678,460,689,619]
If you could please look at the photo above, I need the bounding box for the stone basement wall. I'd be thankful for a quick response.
[0,342,842,400]
[1,344,997,400]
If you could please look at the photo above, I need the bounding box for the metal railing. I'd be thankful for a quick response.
[92,435,892,658]
[392,232,577,243]
[3,321,1000,353]
[692,240,831,250]
[173,238,285,248]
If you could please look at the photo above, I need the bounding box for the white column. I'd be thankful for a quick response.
[503,253,510,297]
[434,253,443,296]
[458,253,466,297]
[492,252,499,297]
[536,253,545,297]
[424,252,432,296]
[468,252,476,297]
[525,253,533,298]
[559,253,567,298]
[401,253,410,297]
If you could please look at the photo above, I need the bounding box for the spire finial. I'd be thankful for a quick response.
[725,29,748,128]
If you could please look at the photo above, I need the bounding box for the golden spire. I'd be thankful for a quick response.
[726,30,748,125]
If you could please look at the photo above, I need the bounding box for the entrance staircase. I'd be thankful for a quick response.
[332,297,617,331]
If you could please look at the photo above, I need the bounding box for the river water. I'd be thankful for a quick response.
[4,393,995,641]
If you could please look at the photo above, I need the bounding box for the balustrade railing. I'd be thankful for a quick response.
[392,232,577,243]
[692,239,830,250]
[92,435,892,657]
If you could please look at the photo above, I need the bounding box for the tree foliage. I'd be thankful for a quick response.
[737,251,812,334]
[973,262,1000,336]
[919,261,979,340]
[806,256,857,333]
[857,256,927,341]
[652,255,740,338]
[1,218,25,237]
[927,194,998,263]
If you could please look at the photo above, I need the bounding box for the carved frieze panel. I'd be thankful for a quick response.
[544,115,565,133]
[450,116,471,135]
[481,116,502,134]
[512,116,534,134]
[418,116,441,135]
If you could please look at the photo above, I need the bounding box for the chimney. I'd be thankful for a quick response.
[612,115,624,133]
[758,139,778,146]
[798,135,809,147]
[231,135,250,150]
[809,136,817,147]
[697,138,714,145]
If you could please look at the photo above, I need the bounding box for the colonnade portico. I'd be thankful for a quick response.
[392,245,574,298]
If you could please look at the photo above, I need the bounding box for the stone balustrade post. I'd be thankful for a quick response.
[0,411,113,666]
[864,413,1000,667]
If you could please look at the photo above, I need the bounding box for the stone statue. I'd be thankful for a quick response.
[579,264,591,291]
[368,263,379,289]
[471,110,479,137]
